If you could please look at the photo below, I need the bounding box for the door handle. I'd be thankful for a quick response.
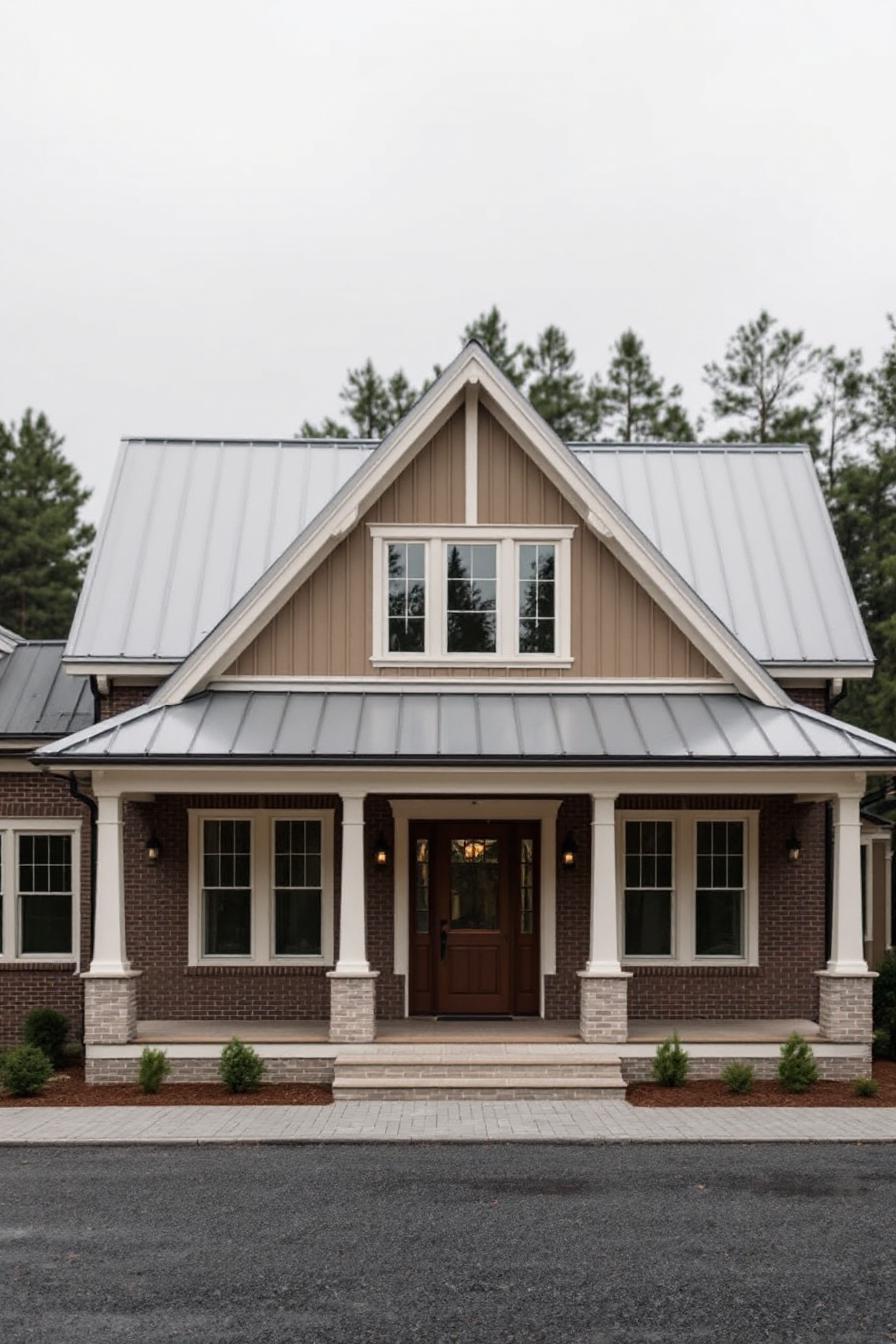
[440,921,448,961]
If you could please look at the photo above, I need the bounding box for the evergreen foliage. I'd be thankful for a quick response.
[651,1034,689,1087]
[138,1047,172,1094]
[720,1061,754,1094]
[777,1034,819,1093]
[23,1008,69,1069]
[219,1038,265,1092]
[703,310,821,445]
[0,1044,53,1096]
[872,949,896,1058]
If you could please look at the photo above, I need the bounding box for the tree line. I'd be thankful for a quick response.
[2,305,895,740]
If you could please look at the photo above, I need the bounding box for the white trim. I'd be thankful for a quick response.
[151,344,786,709]
[0,818,82,965]
[187,808,334,967]
[211,676,734,692]
[62,661,176,679]
[617,810,759,968]
[389,798,560,1017]
[772,664,875,681]
[861,837,873,950]
[370,526,574,666]
[464,384,478,524]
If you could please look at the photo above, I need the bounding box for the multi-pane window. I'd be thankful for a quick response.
[624,821,673,957]
[446,544,497,653]
[518,544,555,654]
[202,819,252,956]
[274,820,322,957]
[449,838,500,929]
[18,834,73,956]
[695,821,744,957]
[387,542,426,653]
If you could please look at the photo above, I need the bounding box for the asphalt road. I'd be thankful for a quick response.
[1,1143,894,1343]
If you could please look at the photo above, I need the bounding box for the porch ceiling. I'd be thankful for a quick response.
[36,687,896,767]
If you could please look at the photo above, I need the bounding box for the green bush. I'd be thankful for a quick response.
[651,1034,689,1087]
[23,1008,69,1068]
[778,1034,819,1093]
[1,1044,53,1097]
[138,1047,171,1094]
[853,1075,880,1098]
[873,951,896,1058]
[219,1038,265,1093]
[720,1061,755,1094]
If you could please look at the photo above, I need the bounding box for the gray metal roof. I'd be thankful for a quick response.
[572,443,872,667]
[65,435,871,669]
[0,642,93,740]
[0,623,23,655]
[36,689,896,766]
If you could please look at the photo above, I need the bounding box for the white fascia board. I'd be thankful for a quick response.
[62,660,178,679]
[152,343,786,710]
[770,663,875,681]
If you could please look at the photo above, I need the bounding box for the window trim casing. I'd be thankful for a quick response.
[0,818,81,965]
[370,524,574,666]
[188,808,334,967]
[618,810,759,967]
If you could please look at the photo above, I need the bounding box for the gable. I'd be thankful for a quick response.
[226,406,721,681]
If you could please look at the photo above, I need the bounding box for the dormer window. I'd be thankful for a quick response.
[372,526,573,666]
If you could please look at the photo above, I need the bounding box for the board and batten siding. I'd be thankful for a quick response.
[227,405,719,679]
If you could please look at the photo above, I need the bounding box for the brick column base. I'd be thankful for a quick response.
[578,972,632,1044]
[327,972,379,1043]
[817,971,876,1044]
[82,972,141,1045]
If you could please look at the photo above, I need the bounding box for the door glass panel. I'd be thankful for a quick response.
[449,838,500,929]
[520,836,534,935]
[414,838,430,934]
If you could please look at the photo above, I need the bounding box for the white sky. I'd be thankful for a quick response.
[1,0,894,521]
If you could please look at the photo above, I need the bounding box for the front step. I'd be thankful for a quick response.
[332,1046,626,1100]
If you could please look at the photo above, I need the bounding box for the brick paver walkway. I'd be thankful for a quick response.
[0,1100,895,1143]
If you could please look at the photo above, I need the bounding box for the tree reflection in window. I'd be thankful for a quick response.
[446,544,497,653]
[449,838,500,928]
[519,543,555,653]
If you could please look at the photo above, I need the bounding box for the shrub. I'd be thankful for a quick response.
[873,952,896,1058]
[853,1075,880,1098]
[778,1034,819,1093]
[1,1044,53,1097]
[23,1008,69,1069]
[720,1061,754,1095]
[138,1047,171,1094]
[219,1038,265,1093]
[872,1028,891,1060]
[651,1034,689,1087]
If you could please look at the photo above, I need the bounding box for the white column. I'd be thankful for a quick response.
[335,792,369,974]
[828,792,868,974]
[585,793,622,974]
[89,792,130,974]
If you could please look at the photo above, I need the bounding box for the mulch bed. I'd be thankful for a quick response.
[0,1065,333,1107]
[627,1058,896,1107]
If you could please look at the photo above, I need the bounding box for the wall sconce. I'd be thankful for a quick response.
[373,831,389,867]
[560,833,577,869]
[145,834,161,863]
[786,830,801,863]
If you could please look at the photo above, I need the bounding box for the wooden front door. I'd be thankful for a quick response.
[409,821,539,1016]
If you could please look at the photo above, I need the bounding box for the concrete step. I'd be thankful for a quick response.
[332,1047,626,1100]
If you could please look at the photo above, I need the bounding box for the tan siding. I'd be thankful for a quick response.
[228,404,721,679]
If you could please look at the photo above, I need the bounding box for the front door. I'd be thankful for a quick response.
[408,821,539,1016]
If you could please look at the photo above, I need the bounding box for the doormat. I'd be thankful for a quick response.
[435,1015,515,1021]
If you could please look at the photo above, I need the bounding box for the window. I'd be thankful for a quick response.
[414,838,430,935]
[371,527,573,664]
[191,810,333,966]
[695,821,744,957]
[619,812,758,965]
[0,822,80,962]
[624,821,673,957]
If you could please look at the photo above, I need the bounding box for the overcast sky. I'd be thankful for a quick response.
[1,0,894,521]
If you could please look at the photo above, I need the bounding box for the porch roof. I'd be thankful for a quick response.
[34,687,896,767]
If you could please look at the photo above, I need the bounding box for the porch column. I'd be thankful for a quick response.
[81,792,140,1045]
[818,791,876,1047]
[328,792,378,1043]
[578,793,630,1044]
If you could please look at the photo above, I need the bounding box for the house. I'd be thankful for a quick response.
[3,341,895,1096]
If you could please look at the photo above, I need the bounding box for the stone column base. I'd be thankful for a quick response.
[817,970,877,1044]
[82,971,141,1045]
[578,971,632,1044]
[327,971,379,1043]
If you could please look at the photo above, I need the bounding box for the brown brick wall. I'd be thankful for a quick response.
[99,684,154,719]
[0,770,93,1045]
[786,685,829,713]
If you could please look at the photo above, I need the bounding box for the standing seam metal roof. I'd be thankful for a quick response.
[0,642,93,739]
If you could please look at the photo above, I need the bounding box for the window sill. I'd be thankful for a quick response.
[623,962,761,976]
[187,961,332,975]
[370,657,574,669]
[0,959,78,971]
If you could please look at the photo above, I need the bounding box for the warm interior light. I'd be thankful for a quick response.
[146,834,161,863]
[560,833,577,868]
[786,831,801,863]
[374,832,389,866]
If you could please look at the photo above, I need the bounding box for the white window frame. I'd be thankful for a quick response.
[370,524,574,666]
[618,810,759,967]
[0,819,81,965]
[188,809,334,967]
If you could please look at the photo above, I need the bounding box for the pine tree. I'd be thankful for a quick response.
[462,306,525,387]
[601,330,694,441]
[0,411,94,638]
[297,416,350,438]
[340,359,392,437]
[522,325,585,438]
[703,310,821,444]
[816,347,865,495]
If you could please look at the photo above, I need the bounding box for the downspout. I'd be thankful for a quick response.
[68,772,97,1052]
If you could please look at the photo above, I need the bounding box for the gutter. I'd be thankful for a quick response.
[32,752,896,769]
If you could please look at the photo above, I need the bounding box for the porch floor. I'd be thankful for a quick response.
[135,1017,820,1046]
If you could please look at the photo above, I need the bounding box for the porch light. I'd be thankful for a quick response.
[373,831,389,867]
[560,833,577,869]
[786,830,801,863]
[145,834,161,863]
